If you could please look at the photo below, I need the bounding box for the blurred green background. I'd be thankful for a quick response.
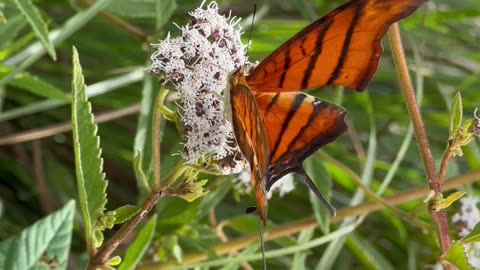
[1,0,479,269]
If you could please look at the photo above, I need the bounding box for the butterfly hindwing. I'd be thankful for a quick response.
[247,0,427,92]
[254,91,347,216]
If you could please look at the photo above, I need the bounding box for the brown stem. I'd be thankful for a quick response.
[88,191,163,269]
[438,146,453,186]
[33,140,57,213]
[389,24,452,259]
[0,105,139,146]
[140,171,480,269]
[79,0,148,42]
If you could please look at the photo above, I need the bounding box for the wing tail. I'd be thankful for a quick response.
[296,168,336,218]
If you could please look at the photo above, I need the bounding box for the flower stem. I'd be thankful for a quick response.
[388,24,452,259]
[438,147,453,186]
[89,191,163,269]
[152,88,167,192]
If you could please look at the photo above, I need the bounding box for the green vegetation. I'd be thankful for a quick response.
[0,0,479,269]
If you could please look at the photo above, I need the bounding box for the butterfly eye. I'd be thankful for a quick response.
[231,76,239,86]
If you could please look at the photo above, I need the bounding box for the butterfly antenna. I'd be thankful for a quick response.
[258,216,267,270]
[245,3,257,60]
[297,169,336,218]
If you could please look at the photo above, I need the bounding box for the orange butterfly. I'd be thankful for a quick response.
[226,0,427,223]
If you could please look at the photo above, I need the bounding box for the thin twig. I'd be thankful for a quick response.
[33,140,56,213]
[388,24,452,259]
[88,191,163,269]
[345,120,366,165]
[438,147,453,186]
[142,170,480,269]
[0,105,140,146]
[79,0,148,41]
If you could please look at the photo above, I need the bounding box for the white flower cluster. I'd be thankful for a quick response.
[149,1,248,174]
[452,196,480,268]
[236,171,295,198]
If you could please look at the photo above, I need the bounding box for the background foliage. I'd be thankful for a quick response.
[0,0,479,269]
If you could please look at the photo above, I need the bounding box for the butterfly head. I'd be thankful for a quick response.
[229,67,248,87]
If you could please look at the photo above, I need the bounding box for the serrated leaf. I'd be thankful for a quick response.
[450,92,463,136]
[443,241,473,270]
[118,215,157,270]
[12,0,56,60]
[114,205,141,224]
[10,73,69,101]
[0,201,75,270]
[156,0,176,29]
[71,47,108,249]
[304,155,332,233]
[462,221,480,244]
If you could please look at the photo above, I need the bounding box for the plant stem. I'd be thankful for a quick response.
[152,89,166,192]
[79,0,148,41]
[89,191,163,269]
[438,147,453,186]
[142,171,480,269]
[89,87,168,268]
[388,24,452,258]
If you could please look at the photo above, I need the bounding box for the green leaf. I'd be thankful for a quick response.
[113,205,141,224]
[71,47,108,249]
[133,75,155,195]
[304,155,332,233]
[450,92,463,136]
[461,221,480,244]
[156,0,176,29]
[432,191,466,211]
[0,201,75,270]
[291,229,314,270]
[218,243,260,270]
[133,152,151,193]
[443,241,473,270]
[346,233,394,270]
[0,11,5,24]
[197,179,233,220]
[0,68,143,122]
[12,0,56,60]
[0,15,27,50]
[118,215,157,270]
[9,73,69,101]
[0,0,113,89]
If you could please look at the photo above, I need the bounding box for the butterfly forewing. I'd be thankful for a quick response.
[227,0,427,221]
[229,70,270,223]
[247,0,427,92]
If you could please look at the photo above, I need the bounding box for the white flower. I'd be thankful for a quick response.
[235,171,295,198]
[452,196,480,268]
[149,1,248,174]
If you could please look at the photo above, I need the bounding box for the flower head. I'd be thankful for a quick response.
[149,1,248,174]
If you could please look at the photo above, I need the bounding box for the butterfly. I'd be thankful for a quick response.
[225,0,427,223]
